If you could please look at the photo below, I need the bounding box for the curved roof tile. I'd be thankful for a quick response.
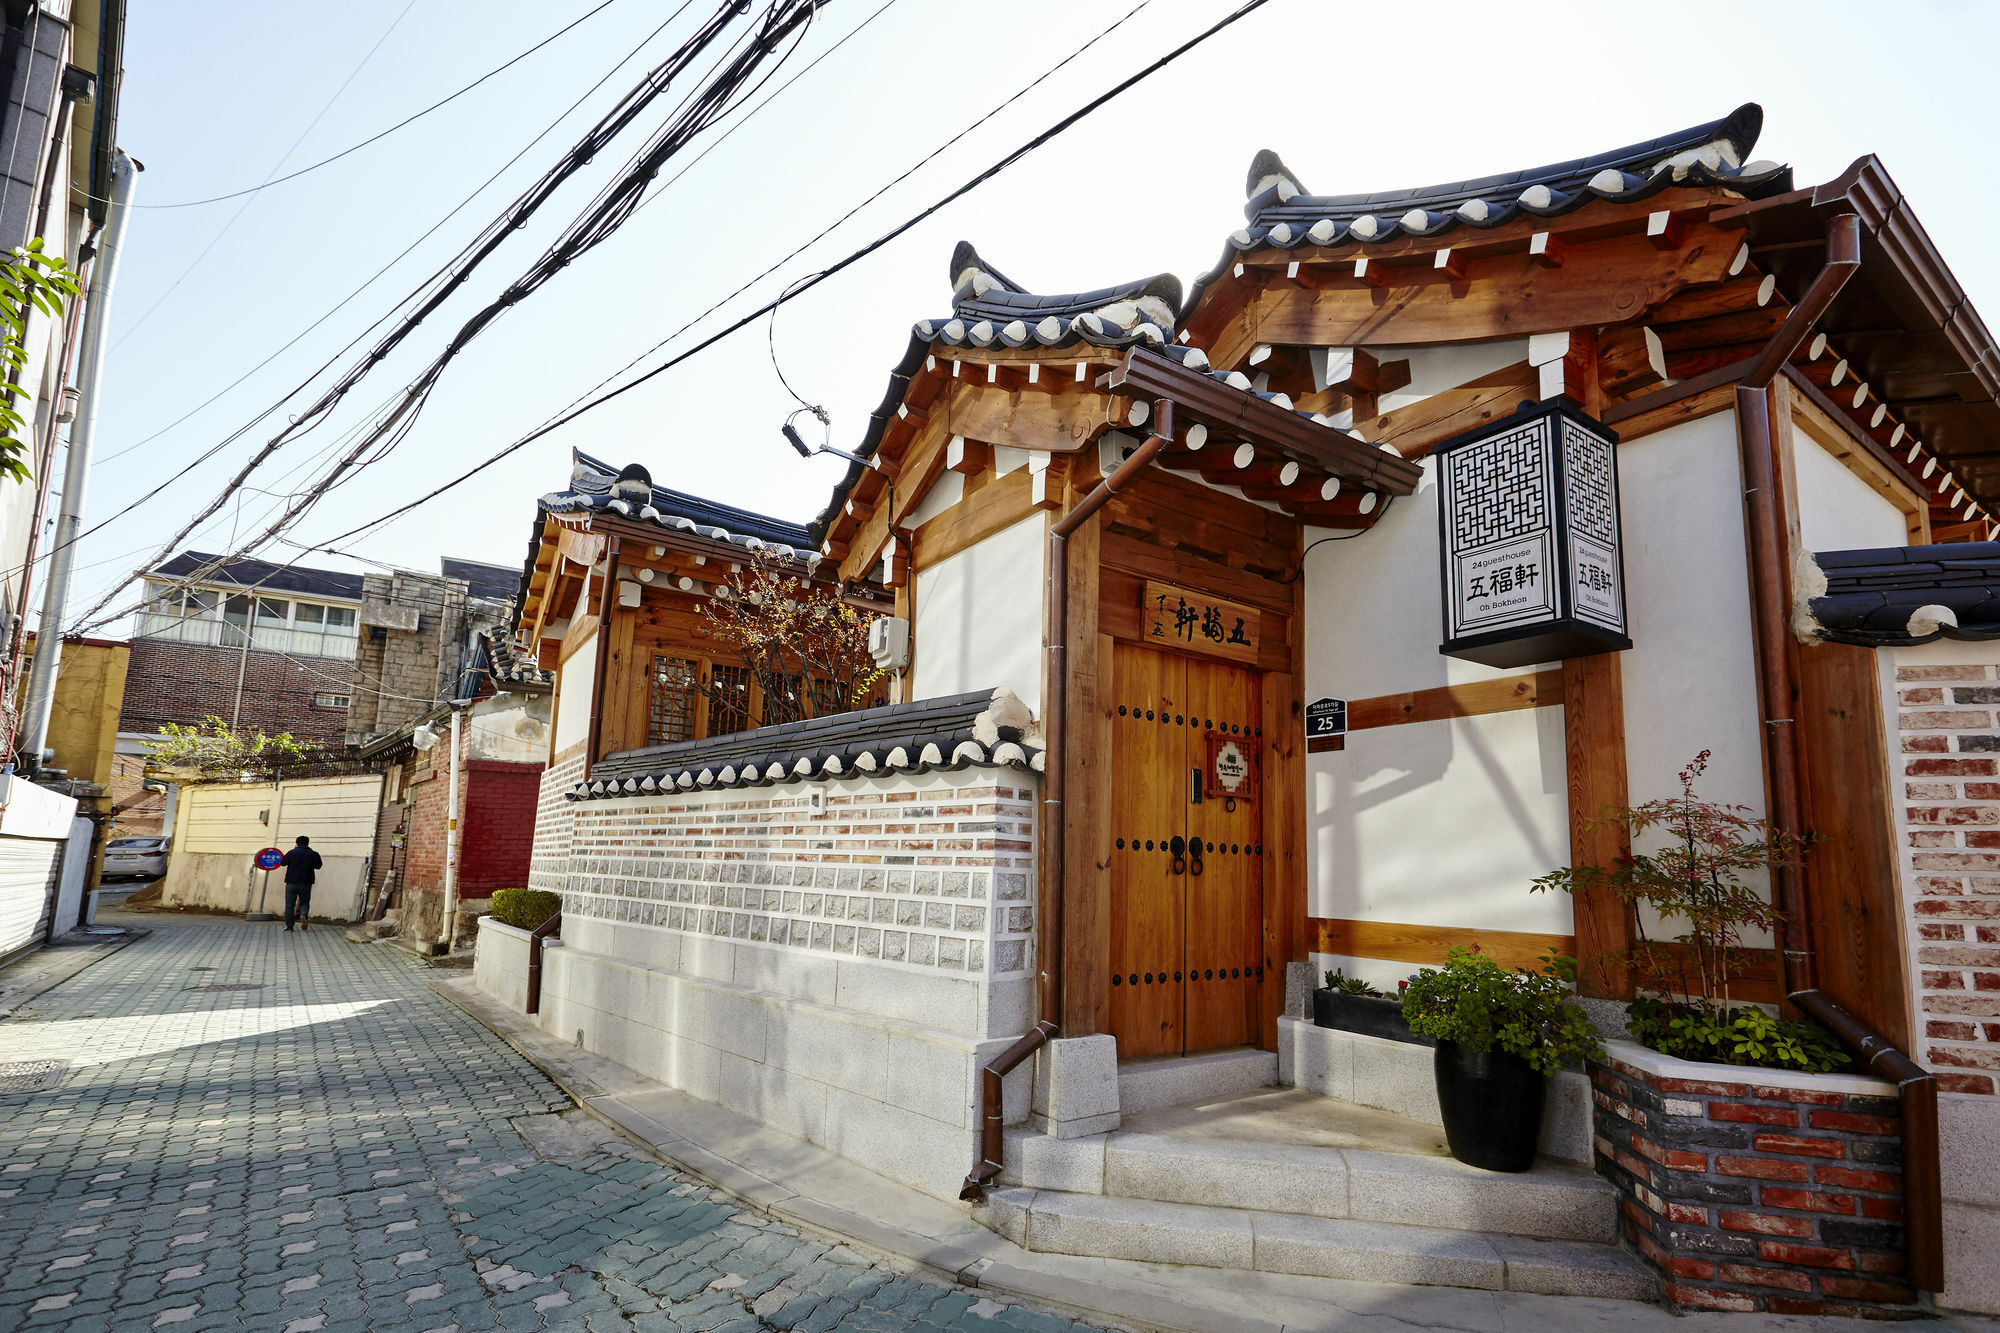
[1807,542,2000,646]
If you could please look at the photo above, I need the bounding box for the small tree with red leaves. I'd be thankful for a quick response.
[698,548,885,731]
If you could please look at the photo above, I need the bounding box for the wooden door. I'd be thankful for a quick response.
[1182,657,1264,1050]
[1108,643,1264,1057]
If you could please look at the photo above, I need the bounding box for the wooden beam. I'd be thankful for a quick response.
[1346,669,1561,730]
[1312,918,1574,974]
[909,467,1040,573]
[942,378,1123,454]
[1598,326,1667,398]
[1563,654,1634,999]
[1203,224,1739,370]
[1355,360,1540,460]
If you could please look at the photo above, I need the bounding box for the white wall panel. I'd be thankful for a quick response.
[553,630,596,754]
[1792,423,1909,555]
[1308,705,1571,933]
[913,515,1045,713]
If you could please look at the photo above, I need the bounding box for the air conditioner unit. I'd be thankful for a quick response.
[867,616,909,672]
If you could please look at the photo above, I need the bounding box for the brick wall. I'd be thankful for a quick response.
[459,760,541,895]
[106,751,164,836]
[1592,1043,1909,1315]
[528,748,585,899]
[119,639,351,747]
[1893,661,2000,1096]
[559,774,1036,983]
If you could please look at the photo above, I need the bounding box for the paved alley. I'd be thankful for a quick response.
[0,912,1103,1333]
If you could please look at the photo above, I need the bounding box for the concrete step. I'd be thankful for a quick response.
[978,1187,1653,1300]
[1004,1127,1616,1243]
[1115,1047,1277,1114]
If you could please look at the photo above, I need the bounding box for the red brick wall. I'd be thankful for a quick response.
[120,639,352,747]
[1893,661,2000,1095]
[458,760,542,896]
[1592,1049,1910,1315]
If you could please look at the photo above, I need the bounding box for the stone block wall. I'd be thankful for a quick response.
[1891,659,2000,1096]
[487,760,1040,1200]
[347,570,469,746]
[1591,1041,1910,1315]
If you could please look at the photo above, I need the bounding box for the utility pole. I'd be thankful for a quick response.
[20,150,138,769]
[436,700,467,951]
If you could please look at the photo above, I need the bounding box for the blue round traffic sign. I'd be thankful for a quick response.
[254,846,285,870]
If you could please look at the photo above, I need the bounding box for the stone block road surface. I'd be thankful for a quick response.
[0,911,1103,1333]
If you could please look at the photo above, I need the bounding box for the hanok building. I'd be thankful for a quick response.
[477,106,2000,1317]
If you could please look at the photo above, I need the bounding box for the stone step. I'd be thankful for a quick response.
[978,1187,1654,1301]
[1004,1127,1617,1243]
[1115,1047,1277,1114]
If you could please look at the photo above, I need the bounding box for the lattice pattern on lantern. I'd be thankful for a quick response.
[1562,420,1617,544]
[1448,422,1549,549]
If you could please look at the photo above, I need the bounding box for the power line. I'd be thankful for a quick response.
[83,0,688,477]
[64,0,757,631]
[325,0,1264,549]
[109,0,626,211]
[110,0,421,350]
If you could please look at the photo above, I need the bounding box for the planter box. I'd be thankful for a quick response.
[1311,988,1433,1046]
[1590,1039,1913,1317]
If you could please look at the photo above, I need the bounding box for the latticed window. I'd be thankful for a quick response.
[709,664,751,737]
[806,675,844,721]
[648,655,698,746]
[765,672,807,727]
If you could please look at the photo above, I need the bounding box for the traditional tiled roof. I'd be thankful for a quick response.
[541,450,815,555]
[918,241,1182,352]
[808,243,1379,541]
[150,551,363,602]
[476,629,551,690]
[1807,543,2000,646]
[441,557,520,602]
[570,688,1042,800]
[1186,104,1792,311]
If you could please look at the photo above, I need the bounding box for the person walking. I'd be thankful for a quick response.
[281,835,322,932]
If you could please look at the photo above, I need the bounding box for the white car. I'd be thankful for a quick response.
[102,835,169,880]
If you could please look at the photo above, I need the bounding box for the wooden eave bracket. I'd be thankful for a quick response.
[1100,347,1422,494]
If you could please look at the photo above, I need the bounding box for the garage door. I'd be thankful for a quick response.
[0,835,61,962]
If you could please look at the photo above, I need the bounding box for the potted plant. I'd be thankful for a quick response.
[1313,969,1432,1045]
[1531,750,1849,1074]
[1401,948,1601,1172]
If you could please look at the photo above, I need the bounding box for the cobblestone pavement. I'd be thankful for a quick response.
[0,912,1103,1333]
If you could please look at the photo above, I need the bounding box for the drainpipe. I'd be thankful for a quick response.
[525,910,561,1014]
[1732,211,1943,1291]
[20,150,137,769]
[961,398,1173,1202]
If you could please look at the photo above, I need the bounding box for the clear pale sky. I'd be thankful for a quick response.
[51,0,2000,630]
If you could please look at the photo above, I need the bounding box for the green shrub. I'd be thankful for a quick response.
[1626,997,1849,1073]
[488,888,561,931]
[1322,968,1383,997]
[1401,947,1601,1077]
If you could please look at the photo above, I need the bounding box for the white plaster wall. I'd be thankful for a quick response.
[1791,424,1909,555]
[1309,705,1570,932]
[1617,411,1768,835]
[473,917,533,1013]
[552,631,596,755]
[913,515,1045,713]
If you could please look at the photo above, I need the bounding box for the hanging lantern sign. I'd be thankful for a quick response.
[1435,399,1630,669]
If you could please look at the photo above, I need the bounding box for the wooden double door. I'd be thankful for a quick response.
[1109,642,1265,1057]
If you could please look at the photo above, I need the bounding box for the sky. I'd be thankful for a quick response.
[46,0,2000,633]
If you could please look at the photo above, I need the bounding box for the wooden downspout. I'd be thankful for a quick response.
[526,911,562,1014]
[960,399,1173,1202]
[1733,212,1943,1291]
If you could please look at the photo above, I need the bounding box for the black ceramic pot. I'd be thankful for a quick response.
[1433,1040,1545,1172]
[1311,989,1434,1046]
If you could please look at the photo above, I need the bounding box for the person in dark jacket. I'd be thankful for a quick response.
[281,836,323,932]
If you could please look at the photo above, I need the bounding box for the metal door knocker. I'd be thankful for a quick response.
[1169,834,1187,875]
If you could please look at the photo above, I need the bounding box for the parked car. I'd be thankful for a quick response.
[102,835,169,880]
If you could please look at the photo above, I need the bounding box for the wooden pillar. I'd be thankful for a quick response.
[1562,652,1635,998]
[1256,533,1307,1048]
[1056,501,1111,1038]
